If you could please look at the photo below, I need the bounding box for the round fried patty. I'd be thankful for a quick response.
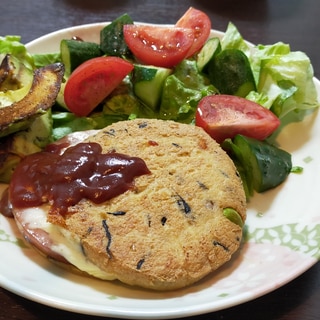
[13,118,246,291]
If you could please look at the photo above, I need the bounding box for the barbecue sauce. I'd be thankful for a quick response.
[8,142,150,216]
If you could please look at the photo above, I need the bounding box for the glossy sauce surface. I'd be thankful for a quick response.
[9,142,150,216]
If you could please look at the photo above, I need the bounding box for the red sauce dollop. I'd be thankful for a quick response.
[9,142,150,216]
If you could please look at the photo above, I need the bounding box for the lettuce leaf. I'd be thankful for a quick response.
[159,60,217,123]
[255,50,318,118]
[220,23,319,119]
[221,22,251,56]
[0,36,61,69]
[0,35,34,70]
[32,53,61,68]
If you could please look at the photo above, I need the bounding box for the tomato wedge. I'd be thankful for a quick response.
[123,25,194,68]
[176,7,212,57]
[64,56,133,117]
[195,95,281,143]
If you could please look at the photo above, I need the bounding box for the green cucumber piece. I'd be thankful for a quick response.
[223,208,244,227]
[208,48,256,97]
[132,64,172,110]
[55,80,68,110]
[60,39,102,76]
[196,37,221,73]
[100,13,133,57]
[223,135,292,197]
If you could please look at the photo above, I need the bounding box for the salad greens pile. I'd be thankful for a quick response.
[0,18,319,198]
[46,22,320,128]
[1,22,318,134]
[208,23,318,120]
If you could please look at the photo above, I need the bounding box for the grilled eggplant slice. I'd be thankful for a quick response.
[0,54,33,107]
[0,62,64,137]
[0,111,53,183]
[0,54,32,91]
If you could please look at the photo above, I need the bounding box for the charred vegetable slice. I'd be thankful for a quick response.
[0,111,52,183]
[0,54,33,107]
[0,63,64,137]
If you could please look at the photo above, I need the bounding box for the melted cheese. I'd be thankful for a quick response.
[18,206,116,280]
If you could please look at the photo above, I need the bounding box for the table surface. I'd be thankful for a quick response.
[1,0,320,319]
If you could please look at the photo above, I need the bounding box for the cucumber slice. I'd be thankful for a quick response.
[223,208,244,227]
[100,13,133,57]
[132,65,172,110]
[55,80,68,110]
[208,48,256,97]
[223,135,292,197]
[60,39,102,76]
[196,37,221,72]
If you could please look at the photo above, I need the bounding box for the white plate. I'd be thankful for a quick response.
[0,23,320,319]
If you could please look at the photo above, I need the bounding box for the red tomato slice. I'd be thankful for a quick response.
[175,7,211,57]
[64,56,133,117]
[123,25,194,68]
[195,95,281,143]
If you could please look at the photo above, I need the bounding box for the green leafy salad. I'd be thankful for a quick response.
[0,13,319,200]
